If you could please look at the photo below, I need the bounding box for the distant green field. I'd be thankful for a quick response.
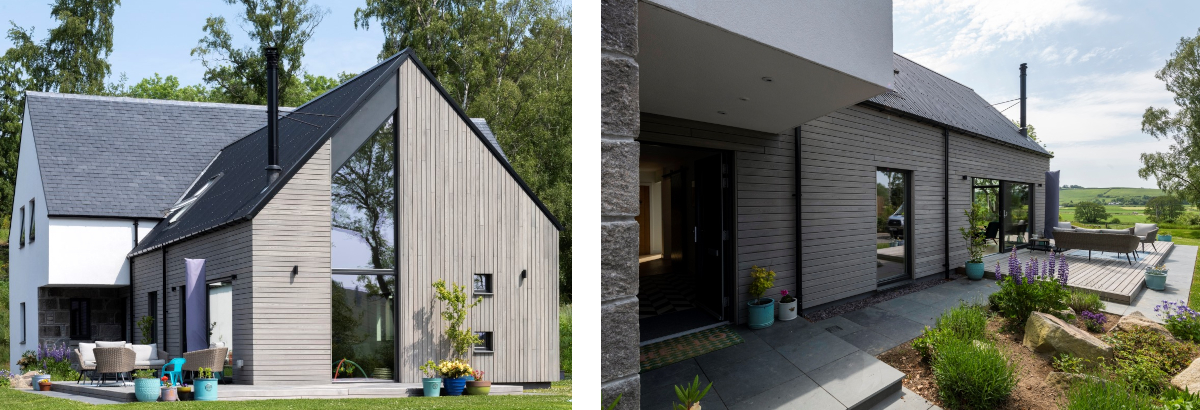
[1059,205,1160,225]
[1059,187,1165,204]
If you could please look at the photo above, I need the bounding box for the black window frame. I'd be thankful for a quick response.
[27,198,35,243]
[473,273,494,295]
[474,331,494,353]
[20,302,26,344]
[18,205,24,248]
[69,298,92,340]
[147,292,158,344]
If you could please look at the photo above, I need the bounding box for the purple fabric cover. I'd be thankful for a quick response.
[185,258,207,352]
[1044,171,1061,239]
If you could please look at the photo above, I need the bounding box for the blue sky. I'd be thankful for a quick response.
[895,0,1200,189]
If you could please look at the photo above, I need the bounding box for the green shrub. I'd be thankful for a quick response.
[1157,300,1200,342]
[1161,387,1200,410]
[912,303,988,362]
[748,266,775,302]
[932,338,1016,409]
[560,304,572,374]
[1052,353,1085,374]
[1103,327,1198,394]
[1065,290,1104,316]
[1064,377,1156,410]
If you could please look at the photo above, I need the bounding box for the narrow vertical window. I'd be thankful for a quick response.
[27,198,34,243]
[147,292,158,343]
[69,298,91,340]
[20,302,26,344]
[18,206,24,248]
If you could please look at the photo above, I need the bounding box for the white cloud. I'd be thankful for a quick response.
[1016,70,1172,144]
[1050,138,1172,188]
[895,0,1113,73]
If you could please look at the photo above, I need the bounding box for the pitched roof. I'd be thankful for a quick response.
[23,92,284,218]
[131,50,561,256]
[867,54,1052,156]
[471,118,507,161]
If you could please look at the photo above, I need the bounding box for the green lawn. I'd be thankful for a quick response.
[1163,231,1200,312]
[1059,187,1165,204]
[0,380,571,409]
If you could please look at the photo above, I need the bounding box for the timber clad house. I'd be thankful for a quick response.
[8,49,562,386]
[602,1,1052,408]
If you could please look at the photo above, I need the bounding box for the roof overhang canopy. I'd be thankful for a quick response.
[637,1,893,134]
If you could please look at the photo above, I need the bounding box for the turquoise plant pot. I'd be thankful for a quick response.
[444,376,468,396]
[194,378,219,401]
[747,298,775,329]
[965,262,985,280]
[133,379,160,402]
[1146,271,1168,291]
[422,377,442,397]
[1159,234,1173,242]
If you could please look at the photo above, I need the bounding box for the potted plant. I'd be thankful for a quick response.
[178,384,194,401]
[466,370,491,395]
[194,367,219,401]
[672,375,713,410]
[37,378,51,392]
[959,202,988,280]
[132,369,160,402]
[777,290,798,321]
[1160,231,1173,242]
[29,371,49,387]
[437,359,473,396]
[420,360,442,397]
[1146,263,1168,290]
[747,266,776,329]
[160,376,178,402]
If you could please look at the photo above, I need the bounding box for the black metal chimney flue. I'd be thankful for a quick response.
[265,47,282,182]
[1019,63,1028,137]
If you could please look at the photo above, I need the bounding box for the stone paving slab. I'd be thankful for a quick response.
[1102,245,1197,320]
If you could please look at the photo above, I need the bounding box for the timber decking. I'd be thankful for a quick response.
[51,382,523,402]
[981,241,1174,304]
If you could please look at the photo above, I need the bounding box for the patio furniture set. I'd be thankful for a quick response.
[69,341,228,387]
[1050,222,1160,264]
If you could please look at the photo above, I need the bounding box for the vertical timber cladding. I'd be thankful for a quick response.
[947,130,1048,270]
[248,139,332,385]
[800,106,948,308]
[637,113,797,324]
[396,60,559,383]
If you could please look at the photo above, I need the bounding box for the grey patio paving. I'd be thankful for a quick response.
[1101,244,1197,320]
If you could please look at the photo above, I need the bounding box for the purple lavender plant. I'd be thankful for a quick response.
[1024,257,1037,284]
[995,261,1004,281]
[1057,254,1070,286]
[1048,250,1057,274]
[1080,310,1107,332]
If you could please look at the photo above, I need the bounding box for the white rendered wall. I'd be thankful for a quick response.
[644,0,893,88]
[9,104,48,368]
[46,218,157,286]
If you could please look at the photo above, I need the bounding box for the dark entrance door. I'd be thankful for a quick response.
[694,154,726,320]
[1000,181,1034,252]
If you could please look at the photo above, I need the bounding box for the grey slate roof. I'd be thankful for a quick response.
[867,54,1052,156]
[471,118,507,161]
[24,92,284,218]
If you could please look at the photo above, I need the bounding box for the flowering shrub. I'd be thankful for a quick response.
[1079,310,1107,332]
[989,249,1069,324]
[1156,300,1200,342]
[436,359,473,379]
[18,342,78,382]
[472,370,485,381]
[0,369,11,388]
[779,289,796,304]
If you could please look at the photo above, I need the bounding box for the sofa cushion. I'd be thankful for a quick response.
[210,342,226,349]
[129,344,158,362]
[135,359,167,367]
[1134,223,1157,236]
[95,341,126,348]
[1076,228,1099,233]
[1053,227,1074,233]
[1056,222,1074,230]
[78,343,96,364]
[1099,229,1131,235]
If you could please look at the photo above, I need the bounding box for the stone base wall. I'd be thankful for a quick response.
[38,287,128,348]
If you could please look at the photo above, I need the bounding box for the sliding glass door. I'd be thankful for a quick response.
[1001,181,1034,251]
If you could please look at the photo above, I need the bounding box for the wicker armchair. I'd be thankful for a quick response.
[71,348,95,384]
[1137,227,1160,253]
[92,347,136,386]
[183,347,228,380]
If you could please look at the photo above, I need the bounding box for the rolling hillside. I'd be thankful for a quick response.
[1059,187,1165,205]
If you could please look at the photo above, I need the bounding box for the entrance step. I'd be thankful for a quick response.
[807,350,904,410]
[866,386,941,410]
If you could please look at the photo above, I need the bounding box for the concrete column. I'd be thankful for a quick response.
[601,0,641,409]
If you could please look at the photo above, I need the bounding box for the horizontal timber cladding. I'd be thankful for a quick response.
[130,221,253,382]
[248,139,332,386]
[638,113,797,325]
[396,60,559,384]
[131,249,163,347]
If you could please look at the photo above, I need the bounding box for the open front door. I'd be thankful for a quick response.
[694,154,726,320]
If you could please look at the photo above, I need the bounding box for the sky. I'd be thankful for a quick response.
[893,0,1200,189]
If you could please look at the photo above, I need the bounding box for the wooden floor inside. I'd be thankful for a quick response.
[981,241,1175,304]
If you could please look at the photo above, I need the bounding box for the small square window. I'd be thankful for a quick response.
[473,273,493,294]
[474,331,493,353]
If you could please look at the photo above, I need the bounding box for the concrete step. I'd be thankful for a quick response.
[804,350,905,410]
[865,386,941,410]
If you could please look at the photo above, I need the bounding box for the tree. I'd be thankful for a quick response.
[1075,201,1110,223]
[332,120,396,299]
[116,74,219,102]
[1145,195,1185,222]
[191,0,327,106]
[1140,28,1200,206]
[0,0,120,221]
[355,0,573,300]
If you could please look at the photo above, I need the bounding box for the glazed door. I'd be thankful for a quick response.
[693,154,726,320]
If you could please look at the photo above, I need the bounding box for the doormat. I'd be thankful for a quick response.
[639,325,744,372]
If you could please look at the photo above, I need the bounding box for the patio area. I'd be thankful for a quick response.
[49,381,523,402]
[981,240,1175,304]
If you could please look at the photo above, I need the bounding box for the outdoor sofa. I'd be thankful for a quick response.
[71,341,168,384]
[1052,223,1140,264]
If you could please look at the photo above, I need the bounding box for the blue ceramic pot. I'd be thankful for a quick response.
[966,262,985,280]
[1146,271,1168,291]
[1159,234,1173,242]
[747,298,775,329]
[444,376,468,396]
[422,378,442,397]
[133,379,160,402]
[194,378,219,401]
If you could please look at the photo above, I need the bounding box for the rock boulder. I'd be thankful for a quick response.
[1024,311,1113,364]
[1173,358,1200,392]
[1111,311,1176,342]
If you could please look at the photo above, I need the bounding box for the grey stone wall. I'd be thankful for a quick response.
[601,0,641,409]
[38,287,128,348]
